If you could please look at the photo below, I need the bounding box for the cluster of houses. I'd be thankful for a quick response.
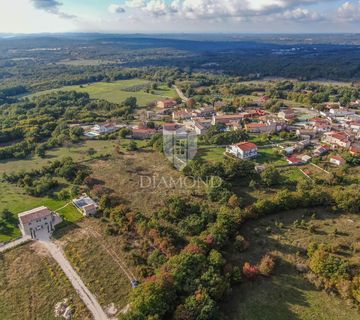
[80,97,359,166]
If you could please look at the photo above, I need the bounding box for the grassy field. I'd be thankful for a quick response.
[0,242,91,319]
[256,147,287,166]
[54,222,132,316]
[26,79,178,106]
[0,140,116,175]
[196,146,225,163]
[223,209,360,320]
[89,148,201,214]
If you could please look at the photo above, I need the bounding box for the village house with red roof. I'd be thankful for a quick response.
[322,131,352,149]
[226,142,258,160]
[132,128,157,139]
[157,99,177,109]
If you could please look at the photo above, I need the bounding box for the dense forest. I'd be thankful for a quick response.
[1,34,360,94]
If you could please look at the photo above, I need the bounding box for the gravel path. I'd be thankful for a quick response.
[41,240,108,320]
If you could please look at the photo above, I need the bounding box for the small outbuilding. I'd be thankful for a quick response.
[73,194,98,217]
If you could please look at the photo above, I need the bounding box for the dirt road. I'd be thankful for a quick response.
[173,85,189,102]
[41,240,108,320]
[0,236,31,253]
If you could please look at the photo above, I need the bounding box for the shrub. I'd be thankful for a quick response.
[234,235,249,252]
[352,276,360,303]
[242,262,259,279]
[232,266,242,284]
[309,246,349,279]
[258,254,276,277]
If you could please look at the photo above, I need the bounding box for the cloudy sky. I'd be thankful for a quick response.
[0,0,359,33]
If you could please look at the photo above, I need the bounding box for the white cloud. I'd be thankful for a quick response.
[125,0,147,8]
[281,8,324,21]
[337,1,360,21]
[108,4,126,14]
[122,0,331,21]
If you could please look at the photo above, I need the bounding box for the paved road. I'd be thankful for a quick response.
[41,240,108,320]
[0,236,31,253]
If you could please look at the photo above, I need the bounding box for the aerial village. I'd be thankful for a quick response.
[80,93,360,170]
[2,83,360,320]
[5,85,360,258]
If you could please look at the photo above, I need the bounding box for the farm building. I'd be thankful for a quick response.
[18,206,62,239]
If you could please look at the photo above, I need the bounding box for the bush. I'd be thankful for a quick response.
[231,266,242,284]
[309,245,349,279]
[242,262,259,279]
[234,234,249,252]
[258,254,276,277]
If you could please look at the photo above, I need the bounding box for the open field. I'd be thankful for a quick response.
[256,147,287,166]
[196,146,225,163]
[0,140,116,175]
[223,209,360,320]
[0,242,91,320]
[54,221,132,316]
[89,149,200,214]
[57,59,117,66]
[26,79,178,106]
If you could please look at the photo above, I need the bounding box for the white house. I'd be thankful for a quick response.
[92,123,118,134]
[329,108,355,117]
[329,155,346,166]
[226,142,258,159]
[18,206,62,239]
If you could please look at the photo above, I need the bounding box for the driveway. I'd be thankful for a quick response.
[0,236,31,253]
[40,239,108,320]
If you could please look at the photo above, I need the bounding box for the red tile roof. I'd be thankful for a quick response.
[234,142,257,151]
[286,156,303,164]
[19,206,52,224]
[246,123,267,128]
[331,155,345,162]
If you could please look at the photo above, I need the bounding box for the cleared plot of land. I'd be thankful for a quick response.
[26,79,178,106]
[57,59,117,66]
[90,149,199,214]
[54,221,132,316]
[224,209,360,320]
[0,242,91,320]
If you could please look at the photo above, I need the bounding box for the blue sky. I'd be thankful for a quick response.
[0,0,359,33]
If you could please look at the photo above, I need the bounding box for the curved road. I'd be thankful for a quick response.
[173,85,189,103]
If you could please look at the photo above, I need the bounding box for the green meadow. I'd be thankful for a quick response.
[27,79,178,106]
